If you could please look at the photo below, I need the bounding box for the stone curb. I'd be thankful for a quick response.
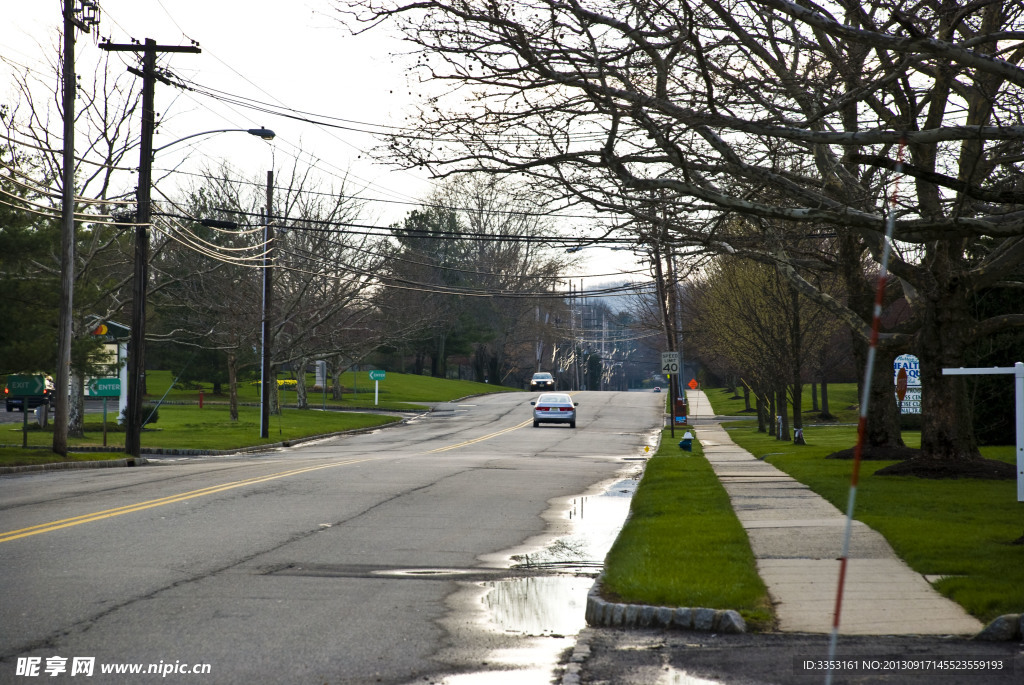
[558,627,593,685]
[975,614,1024,641]
[583,574,746,634]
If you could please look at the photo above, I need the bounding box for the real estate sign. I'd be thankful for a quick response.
[894,354,921,414]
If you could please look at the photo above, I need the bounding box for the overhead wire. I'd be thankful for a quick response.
[176,75,616,146]
[4,8,646,291]
[151,212,268,267]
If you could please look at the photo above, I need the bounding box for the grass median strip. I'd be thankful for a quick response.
[722,422,1024,623]
[601,429,774,630]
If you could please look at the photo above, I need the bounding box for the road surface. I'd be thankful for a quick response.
[0,390,662,684]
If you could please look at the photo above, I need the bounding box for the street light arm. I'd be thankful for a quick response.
[152,127,275,153]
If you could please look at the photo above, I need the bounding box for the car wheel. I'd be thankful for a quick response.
[569,420,576,428]
[533,420,539,427]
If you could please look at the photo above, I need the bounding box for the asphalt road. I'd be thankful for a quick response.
[0,401,106,426]
[0,390,663,684]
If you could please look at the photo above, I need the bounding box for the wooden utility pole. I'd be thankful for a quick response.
[260,171,274,438]
[100,38,200,461]
[54,1,100,456]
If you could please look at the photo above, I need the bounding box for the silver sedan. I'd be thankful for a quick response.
[530,393,578,428]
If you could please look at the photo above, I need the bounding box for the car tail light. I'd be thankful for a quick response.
[537,406,549,411]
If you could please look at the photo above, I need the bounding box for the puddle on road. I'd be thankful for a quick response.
[433,474,640,684]
[660,667,726,684]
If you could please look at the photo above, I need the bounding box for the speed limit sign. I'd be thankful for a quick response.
[661,351,680,375]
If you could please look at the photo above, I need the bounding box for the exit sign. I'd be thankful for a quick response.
[7,374,45,395]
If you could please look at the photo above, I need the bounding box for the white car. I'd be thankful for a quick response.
[529,372,555,391]
[531,393,577,428]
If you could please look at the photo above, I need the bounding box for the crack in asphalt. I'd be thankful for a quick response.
[0,466,483,661]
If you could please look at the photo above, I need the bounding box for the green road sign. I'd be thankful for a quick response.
[87,377,121,397]
[7,374,44,396]
[368,370,386,381]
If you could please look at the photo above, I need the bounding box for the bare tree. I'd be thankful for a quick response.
[3,51,142,437]
[270,163,385,408]
[343,0,1024,471]
[379,174,568,383]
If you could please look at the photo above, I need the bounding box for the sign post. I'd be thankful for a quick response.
[661,352,680,438]
[368,370,386,406]
[943,362,1024,502]
[8,375,44,448]
[88,378,121,447]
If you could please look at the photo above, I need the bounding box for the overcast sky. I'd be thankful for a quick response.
[3,0,647,286]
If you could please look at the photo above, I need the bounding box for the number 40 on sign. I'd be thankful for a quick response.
[661,352,679,375]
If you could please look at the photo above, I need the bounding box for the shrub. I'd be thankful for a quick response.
[120,404,160,426]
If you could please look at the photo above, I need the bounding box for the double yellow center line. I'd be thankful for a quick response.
[0,458,373,544]
[427,419,533,453]
[4,405,553,543]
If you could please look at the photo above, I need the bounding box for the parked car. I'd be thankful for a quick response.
[531,393,578,428]
[529,372,555,391]
[4,374,55,412]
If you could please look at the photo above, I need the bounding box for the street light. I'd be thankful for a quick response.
[124,126,275,461]
[153,127,276,153]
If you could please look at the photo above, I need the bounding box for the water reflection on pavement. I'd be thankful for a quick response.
[433,475,639,684]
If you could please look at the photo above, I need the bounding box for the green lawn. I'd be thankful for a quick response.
[703,384,862,423]
[1,405,399,459]
[601,429,774,630]
[714,416,1023,623]
[151,369,518,411]
[1,370,516,466]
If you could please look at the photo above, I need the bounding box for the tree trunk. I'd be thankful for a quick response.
[791,383,804,439]
[296,358,309,410]
[473,346,487,383]
[916,280,979,462]
[776,387,790,441]
[753,387,761,430]
[789,286,804,441]
[68,372,85,438]
[865,346,904,448]
[842,235,902,447]
[227,351,239,422]
[811,382,819,412]
[332,356,344,401]
[435,331,447,378]
[269,366,280,415]
[820,377,831,418]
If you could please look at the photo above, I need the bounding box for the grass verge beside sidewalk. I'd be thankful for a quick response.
[601,429,774,631]
[722,422,1024,623]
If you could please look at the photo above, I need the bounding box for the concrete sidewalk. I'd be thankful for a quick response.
[685,389,982,635]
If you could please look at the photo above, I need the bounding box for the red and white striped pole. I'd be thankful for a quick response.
[825,141,905,684]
